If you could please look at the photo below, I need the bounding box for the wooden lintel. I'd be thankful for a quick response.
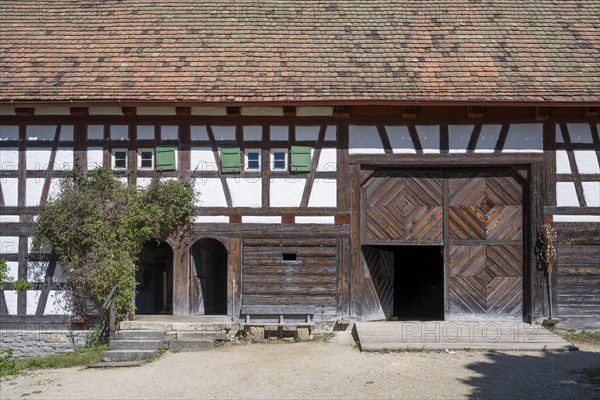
[281,214,295,224]
[70,107,88,116]
[176,106,191,116]
[333,106,350,118]
[283,106,296,117]
[584,107,599,117]
[401,106,418,119]
[467,106,485,119]
[15,107,34,117]
[122,107,136,116]
[229,214,242,223]
[535,106,550,122]
[226,107,241,117]
[334,214,350,225]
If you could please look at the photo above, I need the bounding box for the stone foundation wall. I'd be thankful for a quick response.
[0,329,89,358]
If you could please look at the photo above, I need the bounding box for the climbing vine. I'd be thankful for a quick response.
[33,168,197,323]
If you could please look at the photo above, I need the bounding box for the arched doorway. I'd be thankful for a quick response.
[135,240,173,314]
[190,238,227,315]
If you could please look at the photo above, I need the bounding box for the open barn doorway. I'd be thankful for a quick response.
[190,239,228,315]
[135,240,173,314]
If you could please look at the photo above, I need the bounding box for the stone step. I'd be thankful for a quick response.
[120,320,232,332]
[109,339,166,351]
[101,349,156,362]
[114,330,166,340]
[170,331,225,341]
[87,360,146,368]
[167,340,213,352]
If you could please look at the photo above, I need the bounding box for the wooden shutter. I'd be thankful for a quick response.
[155,145,176,171]
[290,146,311,172]
[220,147,241,173]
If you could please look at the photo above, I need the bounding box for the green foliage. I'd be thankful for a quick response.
[33,167,196,321]
[12,279,33,293]
[18,345,107,371]
[0,259,10,286]
[0,348,19,377]
[86,321,108,348]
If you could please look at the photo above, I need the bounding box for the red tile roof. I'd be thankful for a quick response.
[1,0,599,103]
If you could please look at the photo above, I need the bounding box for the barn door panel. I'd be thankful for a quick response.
[364,171,443,244]
[361,246,395,321]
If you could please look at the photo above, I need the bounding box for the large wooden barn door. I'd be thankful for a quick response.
[446,171,524,320]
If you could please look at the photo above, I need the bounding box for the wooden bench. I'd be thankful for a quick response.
[241,305,316,340]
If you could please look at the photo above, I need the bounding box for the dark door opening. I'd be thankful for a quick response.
[135,240,173,314]
[190,239,228,315]
[394,245,444,320]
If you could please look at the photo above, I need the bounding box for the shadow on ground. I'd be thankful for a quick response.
[462,350,600,400]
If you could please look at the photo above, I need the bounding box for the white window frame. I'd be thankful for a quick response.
[138,148,154,170]
[244,149,261,172]
[271,148,288,172]
[111,148,128,170]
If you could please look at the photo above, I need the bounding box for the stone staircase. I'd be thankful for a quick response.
[89,317,232,367]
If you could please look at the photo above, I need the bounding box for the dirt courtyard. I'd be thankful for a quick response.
[1,331,598,400]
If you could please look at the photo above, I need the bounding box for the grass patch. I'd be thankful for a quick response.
[557,330,600,346]
[580,367,600,388]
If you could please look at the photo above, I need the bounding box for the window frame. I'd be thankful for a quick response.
[244,148,262,172]
[271,148,288,172]
[111,148,128,170]
[138,148,154,170]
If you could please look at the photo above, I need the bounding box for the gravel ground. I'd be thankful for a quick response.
[1,331,598,400]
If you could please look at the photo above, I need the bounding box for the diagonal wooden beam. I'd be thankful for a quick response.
[559,124,587,207]
[466,124,482,153]
[206,125,233,208]
[35,258,57,315]
[407,125,423,154]
[377,126,393,155]
[300,125,327,207]
[39,125,61,207]
[494,124,511,153]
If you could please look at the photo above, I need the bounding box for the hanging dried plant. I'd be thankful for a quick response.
[539,224,557,274]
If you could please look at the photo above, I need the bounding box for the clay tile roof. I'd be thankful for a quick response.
[0,0,598,103]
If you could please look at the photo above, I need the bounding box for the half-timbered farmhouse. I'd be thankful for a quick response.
[1,1,599,332]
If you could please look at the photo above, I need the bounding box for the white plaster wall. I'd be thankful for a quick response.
[349,126,384,154]
[270,178,306,207]
[0,126,19,140]
[1,147,18,170]
[308,179,337,207]
[556,182,580,207]
[242,216,281,223]
[416,125,439,153]
[555,150,571,174]
[448,125,472,153]
[87,147,104,169]
[296,107,333,116]
[0,216,19,223]
[191,107,227,116]
[26,149,51,170]
[296,126,320,141]
[55,149,74,170]
[28,261,48,282]
[137,107,176,115]
[136,178,152,189]
[194,216,229,223]
[191,126,209,141]
[270,126,288,141]
[295,216,335,224]
[110,125,128,140]
[87,125,104,140]
[228,177,262,207]
[213,126,236,141]
[387,126,415,154]
[317,148,337,172]
[325,125,336,141]
[0,107,15,115]
[574,151,600,174]
[6,261,18,280]
[45,290,70,314]
[137,125,154,140]
[241,107,283,116]
[4,291,17,315]
[1,178,18,206]
[243,126,262,141]
[582,182,600,207]
[26,178,44,206]
[191,147,217,172]
[195,178,228,207]
[60,126,74,141]
[89,107,122,115]
[26,291,40,315]
[0,236,19,254]
[567,124,593,143]
[35,107,69,115]
[503,124,543,152]
[553,215,600,223]
[476,125,502,152]
[27,125,56,141]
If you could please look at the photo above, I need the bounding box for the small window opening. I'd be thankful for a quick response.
[272,149,288,171]
[139,149,154,169]
[112,149,128,169]
[245,149,261,171]
[283,253,297,261]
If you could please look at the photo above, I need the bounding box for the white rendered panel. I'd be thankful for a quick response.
[296,107,333,116]
[45,290,70,314]
[194,216,230,223]
[553,215,600,222]
[270,126,288,141]
[54,149,74,170]
[295,216,335,224]
[228,177,262,207]
[270,178,306,207]
[195,178,228,207]
[0,216,19,223]
[308,179,337,207]
[137,107,176,115]
[567,124,593,143]
[387,126,416,154]
[26,178,44,206]
[89,107,123,115]
[87,147,103,170]
[191,107,227,116]
[191,147,217,172]
[26,148,51,170]
[296,126,320,141]
[244,126,263,141]
[110,125,128,140]
[161,126,178,140]
[137,178,152,189]
[0,126,19,140]
[26,290,40,315]
[87,125,104,140]
[416,125,439,153]
[317,148,337,172]
[242,216,281,223]
[476,125,502,153]
[582,182,600,207]
[212,126,235,141]
[1,178,18,206]
[137,125,154,140]
[35,107,69,115]
[0,237,19,254]
[349,126,384,154]
[555,150,571,174]
[6,261,18,280]
[241,107,283,116]
[448,125,472,154]
[0,147,18,170]
[4,291,17,314]
[503,124,543,152]
[556,182,580,207]
[191,126,209,141]
[574,151,600,174]
[27,125,56,141]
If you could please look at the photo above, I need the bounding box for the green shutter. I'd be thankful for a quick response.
[290,146,312,172]
[155,145,176,171]
[220,147,241,173]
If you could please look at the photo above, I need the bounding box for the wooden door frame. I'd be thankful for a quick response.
[350,154,544,322]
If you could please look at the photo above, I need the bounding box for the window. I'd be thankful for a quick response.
[245,149,261,171]
[112,149,128,169]
[155,145,177,171]
[271,149,288,171]
[290,146,312,172]
[138,149,154,170]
